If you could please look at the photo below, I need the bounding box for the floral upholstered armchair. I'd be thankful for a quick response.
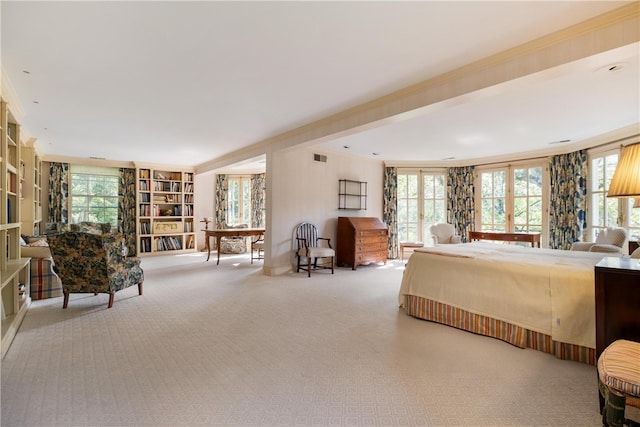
[70,221,112,234]
[48,232,144,309]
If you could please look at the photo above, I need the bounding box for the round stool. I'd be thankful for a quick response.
[598,339,640,427]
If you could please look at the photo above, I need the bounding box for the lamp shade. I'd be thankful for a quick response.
[607,143,640,198]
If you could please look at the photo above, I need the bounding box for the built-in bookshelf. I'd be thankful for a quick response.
[1,98,31,359]
[21,142,43,235]
[136,166,196,255]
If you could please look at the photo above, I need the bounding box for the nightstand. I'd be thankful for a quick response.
[594,257,640,411]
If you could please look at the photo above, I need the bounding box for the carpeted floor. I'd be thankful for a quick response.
[0,252,617,426]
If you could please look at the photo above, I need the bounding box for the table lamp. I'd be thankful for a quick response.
[607,143,640,198]
[607,142,640,255]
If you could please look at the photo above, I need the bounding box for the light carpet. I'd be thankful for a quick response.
[0,252,615,426]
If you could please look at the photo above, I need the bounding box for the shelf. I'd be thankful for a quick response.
[2,98,32,359]
[338,179,367,210]
[136,167,196,256]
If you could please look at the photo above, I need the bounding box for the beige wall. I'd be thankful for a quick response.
[263,146,384,275]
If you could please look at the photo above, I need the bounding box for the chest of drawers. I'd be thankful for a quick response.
[337,217,388,270]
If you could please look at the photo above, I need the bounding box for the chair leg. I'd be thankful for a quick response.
[331,256,334,274]
[107,292,115,309]
[138,283,143,296]
[307,257,312,277]
[62,291,70,309]
[297,256,301,273]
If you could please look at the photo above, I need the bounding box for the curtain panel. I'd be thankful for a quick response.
[549,150,588,250]
[383,166,398,259]
[118,168,137,256]
[251,173,266,228]
[215,174,228,229]
[47,162,69,233]
[447,166,475,242]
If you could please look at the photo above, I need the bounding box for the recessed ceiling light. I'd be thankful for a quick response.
[343,145,350,149]
[442,156,456,160]
[549,139,571,145]
[22,70,30,74]
[33,100,39,104]
[372,152,380,156]
[597,63,627,73]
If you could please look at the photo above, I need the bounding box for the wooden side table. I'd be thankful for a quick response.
[400,242,423,261]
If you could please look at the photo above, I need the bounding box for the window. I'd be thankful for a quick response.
[478,163,546,243]
[590,149,639,243]
[479,169,507,232]
[397,170,446,245]
[397,173,419,242]
[590,151,619,241]
[227,176,251,225]
[70,165,119,227]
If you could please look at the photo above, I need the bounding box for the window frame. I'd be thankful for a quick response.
[475,160,548,246]
[69,166,120,228]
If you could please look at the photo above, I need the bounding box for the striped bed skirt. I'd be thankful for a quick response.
[405,294,596,365]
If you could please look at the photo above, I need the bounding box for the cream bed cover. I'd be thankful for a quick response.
[398,242,614,349]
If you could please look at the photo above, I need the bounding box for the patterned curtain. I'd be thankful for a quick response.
[447,166,475,242]
[215,174,228,229]
[549,150,588,250]
[383,166,398,259]
[47,162,69,232]
[251,173,266,228]
[118,168,137,256]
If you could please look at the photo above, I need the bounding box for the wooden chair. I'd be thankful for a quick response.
[294,222,335,277]
[251,235,264,264]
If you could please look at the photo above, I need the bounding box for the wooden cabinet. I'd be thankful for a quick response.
[1,98,31,358]
[594,257,640,410]
[136,166,196,255]
[337,216,388,270]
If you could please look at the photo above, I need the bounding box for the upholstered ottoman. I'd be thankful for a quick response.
[598,339,640,427]
[29,258,63,300]
[21,238,63,300]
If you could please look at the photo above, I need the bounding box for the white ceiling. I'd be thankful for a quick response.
[1,1,638,169]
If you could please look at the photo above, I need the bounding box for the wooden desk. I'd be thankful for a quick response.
[203,228,265,265]
[594,256,640,411]
[468,231,541,247]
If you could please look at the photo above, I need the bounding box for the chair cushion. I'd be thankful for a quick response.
[21,245,52,259]
[598,339,640,397]
[299,247,335,258]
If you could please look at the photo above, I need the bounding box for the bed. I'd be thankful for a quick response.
[398,242,616,365]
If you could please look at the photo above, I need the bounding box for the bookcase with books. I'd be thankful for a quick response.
[21,141,43,235]
[136,166,196,255]
[1,98,31,359]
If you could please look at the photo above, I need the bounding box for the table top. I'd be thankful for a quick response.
[202,228,265,235]
[596,256,640,273]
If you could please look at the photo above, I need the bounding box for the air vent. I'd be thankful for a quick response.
[313,154,327,163]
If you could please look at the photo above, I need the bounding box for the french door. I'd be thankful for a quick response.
[397,170,447,246]
[477,163,546,244]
